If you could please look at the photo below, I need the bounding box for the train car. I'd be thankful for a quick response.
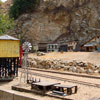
[0,35,20,80]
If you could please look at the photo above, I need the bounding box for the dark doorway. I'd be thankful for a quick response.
[86,47,89,52]
[59,45,68,52]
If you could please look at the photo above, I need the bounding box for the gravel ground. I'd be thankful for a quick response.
[0,74,60,100]
[1,52,100,100]
[0,70,100,100]
[27,52,100,100]
[25,69,100,100]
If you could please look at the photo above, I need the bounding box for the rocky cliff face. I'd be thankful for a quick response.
[0,0,12,13]
[3,0,100,44]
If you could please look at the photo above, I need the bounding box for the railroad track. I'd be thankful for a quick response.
[23,68,100,79]
[20,69,100,88]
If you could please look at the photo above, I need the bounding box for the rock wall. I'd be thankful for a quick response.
[15,0,100,44]
[2,0,100,44]
[0,0,12,13]
[27,58,100,74]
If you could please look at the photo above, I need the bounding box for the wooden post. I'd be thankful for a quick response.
[8,58,10,76]
[16,57,19,77]
[6,58,9,77]
[67,88,72,95]
[2,58,4,77]
[43,86,46,94]
[13,58,16,76]
[4,58,7,78]
[0,58,1,78]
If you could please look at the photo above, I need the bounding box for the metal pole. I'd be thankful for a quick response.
[22,41,32,83]
[24,52,28,83]
[26,53,28,82]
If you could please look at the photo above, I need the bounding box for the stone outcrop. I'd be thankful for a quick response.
[27,58,100,74]
[15,0,100,44]
[0,0,12,13]
[2,0,100,44]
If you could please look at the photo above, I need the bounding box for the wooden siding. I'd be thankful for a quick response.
[0,40,20,57]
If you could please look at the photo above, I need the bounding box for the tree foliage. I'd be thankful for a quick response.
[0,0,2,5]
[9,0,40,19]
[0,11,15,35]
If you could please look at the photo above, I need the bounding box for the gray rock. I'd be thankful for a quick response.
[64,66,70,71]
[86,69,94,74]
[37,52,46,56]
[69,67,73,72]
[72,66,77,72]
[94,70,99,74]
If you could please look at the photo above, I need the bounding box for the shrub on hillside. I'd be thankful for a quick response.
[9,0,40,19]
[0,10,15,35]
[0,0,2,6]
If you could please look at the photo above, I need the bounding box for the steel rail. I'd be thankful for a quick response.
[20,70,100,88]
[23,68,100,79]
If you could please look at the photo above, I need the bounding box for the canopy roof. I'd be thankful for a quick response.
[0,35,19,40]
[84,42,97,47]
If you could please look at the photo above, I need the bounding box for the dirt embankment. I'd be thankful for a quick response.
[29,52,100,66]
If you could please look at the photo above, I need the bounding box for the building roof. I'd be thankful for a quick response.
[84,42,97,47]
[81,36,100,47]
[0,35,19,40]
[53,33,68,43]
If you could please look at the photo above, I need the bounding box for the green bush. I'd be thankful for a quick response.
[0,0,2,6]
[0,10,15,35]
[9,0,40,19]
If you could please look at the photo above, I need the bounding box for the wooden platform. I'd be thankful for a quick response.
[32,82,60,87]
[31,82,60,94]
[0,77,13,82]
[53,84,77,95]
[91,97,100,100]
[12,84,73,100]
